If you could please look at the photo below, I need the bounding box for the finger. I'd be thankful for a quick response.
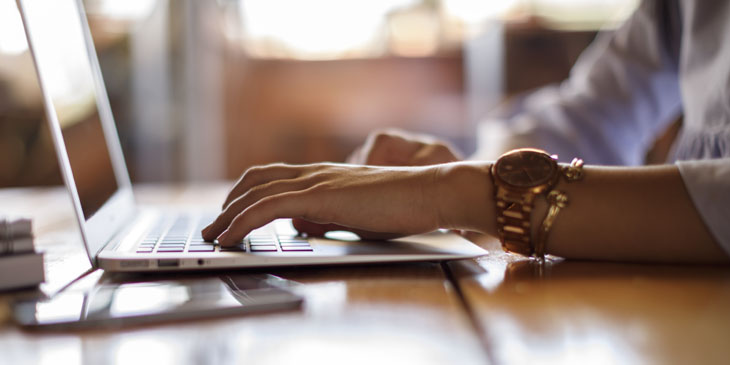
[366,135,421,166]
[291,218,348,237]
[411,144,460,165]
[217,191,312,246]
[222,164,300,210]
[203,178,309,241]
[358,132,380,164]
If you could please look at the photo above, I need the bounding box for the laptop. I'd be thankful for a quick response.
[17,0,487,272]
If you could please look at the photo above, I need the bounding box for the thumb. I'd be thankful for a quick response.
[291,218,404,241]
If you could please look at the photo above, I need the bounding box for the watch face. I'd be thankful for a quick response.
[495,149,557,188]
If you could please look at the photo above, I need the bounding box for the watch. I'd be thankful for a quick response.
[491,148,561,256]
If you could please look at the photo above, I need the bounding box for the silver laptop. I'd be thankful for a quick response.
[17,0,487,272]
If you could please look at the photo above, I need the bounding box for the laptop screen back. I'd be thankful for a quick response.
[20,0,118,219]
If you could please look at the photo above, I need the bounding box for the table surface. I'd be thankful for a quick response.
[1,185,729,365]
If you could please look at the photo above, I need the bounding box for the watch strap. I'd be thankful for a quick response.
[495,199,534,256]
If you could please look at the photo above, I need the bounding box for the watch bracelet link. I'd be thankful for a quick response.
[495,200,534,256]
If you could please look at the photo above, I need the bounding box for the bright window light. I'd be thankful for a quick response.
[239,0,416,60]
[442,0,518,24]
[86,0,157,21]
[0,0,29,55]
[233,0,639,60]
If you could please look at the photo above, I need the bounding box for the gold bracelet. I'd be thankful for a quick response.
[534,158,584,261]
[562,157,585,181]
[535,190,568,261]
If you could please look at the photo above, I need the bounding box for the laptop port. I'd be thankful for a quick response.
[157,259,179,267]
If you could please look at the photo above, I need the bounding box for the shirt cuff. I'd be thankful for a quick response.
[676,158,730,256]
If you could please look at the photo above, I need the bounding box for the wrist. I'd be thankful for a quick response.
[432,161,496,234]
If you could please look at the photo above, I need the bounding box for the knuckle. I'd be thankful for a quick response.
[372,131,395,146]
[266,162,289,170]
[434,143,452,154]
[240,165,263,182]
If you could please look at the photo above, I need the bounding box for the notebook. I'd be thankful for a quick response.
[17,0,487,272]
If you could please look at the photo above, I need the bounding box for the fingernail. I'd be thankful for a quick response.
[217,231,229,245]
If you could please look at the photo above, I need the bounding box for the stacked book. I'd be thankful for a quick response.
[0,216,44,291]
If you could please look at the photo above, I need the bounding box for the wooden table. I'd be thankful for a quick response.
[0,185,486,365]
[2,185,729,365]
[449,235,730,365]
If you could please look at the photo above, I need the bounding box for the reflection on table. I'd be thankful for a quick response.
[449,238,730,365]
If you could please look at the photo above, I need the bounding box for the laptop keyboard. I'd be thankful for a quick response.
[135,215,312,254]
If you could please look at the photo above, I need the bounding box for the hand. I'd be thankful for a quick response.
[348,129,462,166]
[291,129,464,237]
[201,162,493,246]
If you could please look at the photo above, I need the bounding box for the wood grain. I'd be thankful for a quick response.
[449,234,730,365]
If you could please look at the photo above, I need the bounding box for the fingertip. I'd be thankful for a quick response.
[201,229,211,241]
[216,230,231,246]
[217,229,248,247]
[201,219,221,241]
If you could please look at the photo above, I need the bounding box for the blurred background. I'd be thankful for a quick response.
[0,0,639,187]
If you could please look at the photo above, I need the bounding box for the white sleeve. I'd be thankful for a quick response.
[676,159,730,255]
[473,0,683,165]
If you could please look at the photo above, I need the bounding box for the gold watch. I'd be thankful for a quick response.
[491,148,561,257]
[491,148,584,259]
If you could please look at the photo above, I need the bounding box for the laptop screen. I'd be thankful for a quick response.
[21,0,119,219]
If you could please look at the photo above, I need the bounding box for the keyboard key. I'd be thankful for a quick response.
[188,246,215,252]
[157,247,184,252]
[250,245,277,252]
[133,215,326,256]
[278,238,308,242]
[250,242,278,247]
[161,239,187,243]
[281,247,313,252]
[280,242,310,247]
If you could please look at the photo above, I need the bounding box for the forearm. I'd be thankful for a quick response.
[440,162,729,263]
[539,165,727,263]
